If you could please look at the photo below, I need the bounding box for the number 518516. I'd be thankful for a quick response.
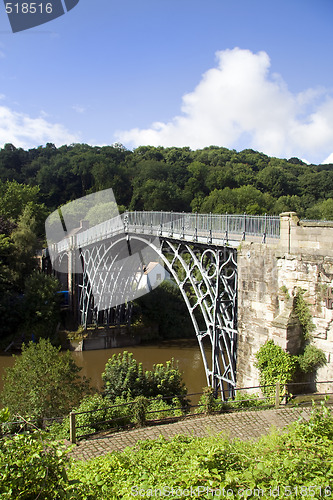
[5,3,53,14]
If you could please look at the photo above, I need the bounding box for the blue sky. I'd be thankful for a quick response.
[0,0,332,164]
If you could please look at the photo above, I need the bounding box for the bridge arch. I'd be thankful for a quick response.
[77,231,237,398]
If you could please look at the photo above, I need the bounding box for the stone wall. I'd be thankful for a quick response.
[236,212,333,392]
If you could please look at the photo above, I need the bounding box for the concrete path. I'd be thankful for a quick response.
[69,406,312,462]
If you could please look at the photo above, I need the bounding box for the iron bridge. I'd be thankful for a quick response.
[50,211,280,399]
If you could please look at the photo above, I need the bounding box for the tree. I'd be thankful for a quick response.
[102,351,187,402]
[133,280,193,339]
[1,339,91,422]
[21,271,62,341]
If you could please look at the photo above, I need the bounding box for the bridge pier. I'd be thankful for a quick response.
[236,212,333,391]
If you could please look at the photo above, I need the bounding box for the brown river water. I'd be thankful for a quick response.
[0,338,209,398]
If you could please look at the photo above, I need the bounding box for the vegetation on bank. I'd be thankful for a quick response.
[0,400,332,499]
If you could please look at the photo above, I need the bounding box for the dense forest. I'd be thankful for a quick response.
[1,141,333,345]
[1,142,333,218]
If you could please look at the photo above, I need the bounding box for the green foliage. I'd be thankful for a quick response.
[292,288,327,375]
[133,395,149,426]
[102,351,188,403]
[255,340,297,397]
[195,386,221,414]
[50,392,186,441]
[133,280,193,339]
[51,393,133,439]
[0,431,70,499]
[279,284,290,300]
[21,271,62,340]
[294,288,316,340]
[1,338,91,422]
[67,402,333,499]
[1,143,333,219]
[227,391,268,410]
[147,395,184,420]
[298,344,327,373]
[2,400,333,499]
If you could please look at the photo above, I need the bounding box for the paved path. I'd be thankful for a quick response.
[69,407,312,461]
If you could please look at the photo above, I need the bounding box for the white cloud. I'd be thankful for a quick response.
[116,48,333,163]
[72,104,86,114]
[0,105,79,148]
[323,152,333,164]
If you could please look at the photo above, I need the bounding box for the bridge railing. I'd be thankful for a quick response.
[126,211,280,241]
[49,211,281,253]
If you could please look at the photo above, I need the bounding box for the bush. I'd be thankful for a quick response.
[228,391,269,409]
[0,431,70,499]
[1,338,91,423]
[195,387,221,414]
[146,395,183,420]
[102,351,188,403]
[298,344,327,373]
[255,340,297,397]
[50,393,133,439]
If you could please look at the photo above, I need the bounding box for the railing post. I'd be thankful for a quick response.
[70,412,76,444]
[262,213,267,243]
[242,212,246,241]
[275,382,280,408]
[159,210,163,236]
[194,212,198,241]
[208,212,212,243]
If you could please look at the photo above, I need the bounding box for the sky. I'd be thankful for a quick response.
[0,0,332,164]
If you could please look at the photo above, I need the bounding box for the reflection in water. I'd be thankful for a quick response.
[0,339,210,399]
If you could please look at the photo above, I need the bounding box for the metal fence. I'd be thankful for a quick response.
[1,380,332,444]
[125,211,280,242]
[49,211,281,254]
[67,380,333,442]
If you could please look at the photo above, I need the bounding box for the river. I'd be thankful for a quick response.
[0,339,209,399]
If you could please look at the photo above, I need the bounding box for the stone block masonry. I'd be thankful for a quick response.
[236,212,333,391]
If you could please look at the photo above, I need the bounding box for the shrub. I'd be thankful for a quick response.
[255,340,297,397]
[1,338,91,423]
[133,396,149,426]
[50,393,133,439]
[102,351,188,403]
[146,395,181,420]
[228,391,268,409]
[0,431,70,499]
[195,387,221,414]
[298,344,327,373]
[294,288,315,340]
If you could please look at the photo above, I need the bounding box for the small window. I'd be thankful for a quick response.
[156,273,161,281]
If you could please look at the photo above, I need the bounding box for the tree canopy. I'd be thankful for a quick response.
[0,142,332,219]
